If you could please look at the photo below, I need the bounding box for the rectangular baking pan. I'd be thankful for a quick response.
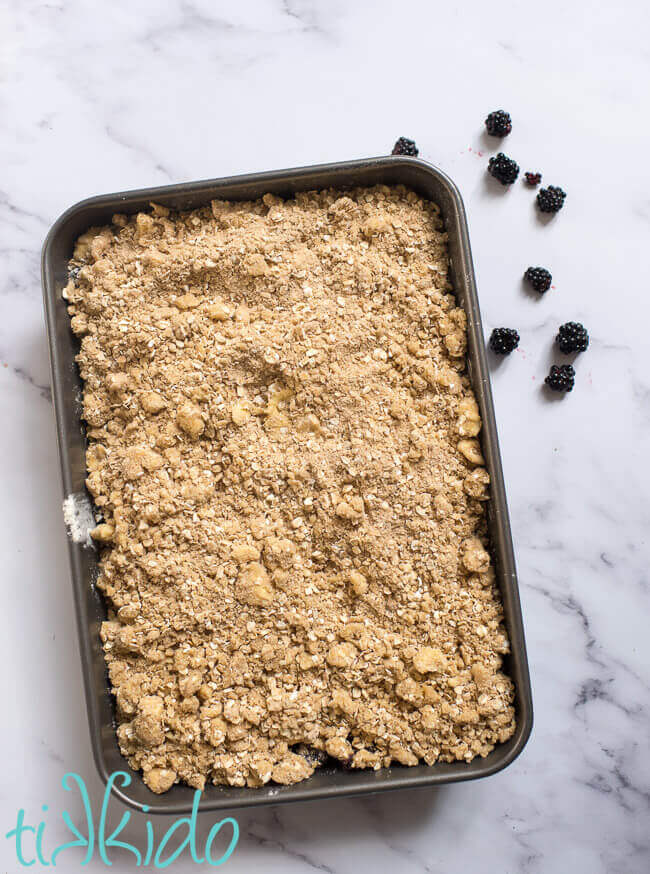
[42,157,533,814]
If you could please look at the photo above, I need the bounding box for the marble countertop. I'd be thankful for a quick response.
[1,1,648,871]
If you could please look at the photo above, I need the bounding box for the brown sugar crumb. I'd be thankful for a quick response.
[66,185,516,794]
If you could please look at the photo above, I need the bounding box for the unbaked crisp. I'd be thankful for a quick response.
[65,185,515,794]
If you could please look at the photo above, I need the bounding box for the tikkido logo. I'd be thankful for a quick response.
[5,772,239,868]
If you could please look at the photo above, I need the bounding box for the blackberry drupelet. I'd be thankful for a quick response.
[524,266,552,293]
[545,364,575,392]
[525,172,542,186]
[391,137,419,157]
[485,110,512,137]
[489,327,520,355]
[556,322,589,354]
[488,152,520,185]
[292,744,328,768]
[537,185,566,213]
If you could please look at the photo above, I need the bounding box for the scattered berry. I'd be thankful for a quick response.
[292,744,328,768]
[556,322,589,354]
[537,185,566,213]
[391,137,419,157]
[524,172,542,186]
[524,266,552,293]
[545,364,575,392]
[488,152,520,185]
[489,327,520,355]
[485,110,512,137]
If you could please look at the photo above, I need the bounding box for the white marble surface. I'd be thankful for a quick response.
[1,0,649,871]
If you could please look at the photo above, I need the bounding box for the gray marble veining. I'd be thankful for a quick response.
[1,0,648,870]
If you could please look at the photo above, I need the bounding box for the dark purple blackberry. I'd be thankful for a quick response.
[489,327,520,355]
[292,744,328,768]
[391,137,419,157]
[556,322,589,354]
[525,172,542,186]
[545,364,575,392]
[537,185,566,213]
[524,266,552,293]
[485,110,512,137]
[488,152,519,185]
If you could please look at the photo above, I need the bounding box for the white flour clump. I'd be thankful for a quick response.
[62,492,95,546]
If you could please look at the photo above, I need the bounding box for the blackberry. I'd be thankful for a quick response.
[556,322,589,354]
[524,266,552,293]
[545,364,575,392]
[485,110,512,137]
[292,744,328,768]
[391,137,419,157]
[489,327,520,355]
[525,172,542,186]
[488,152,519,185]
[537,185,566,213]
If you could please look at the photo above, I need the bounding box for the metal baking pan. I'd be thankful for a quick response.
[42,157,533,814]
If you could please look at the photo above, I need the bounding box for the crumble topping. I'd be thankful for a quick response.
[64,185,516,794]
